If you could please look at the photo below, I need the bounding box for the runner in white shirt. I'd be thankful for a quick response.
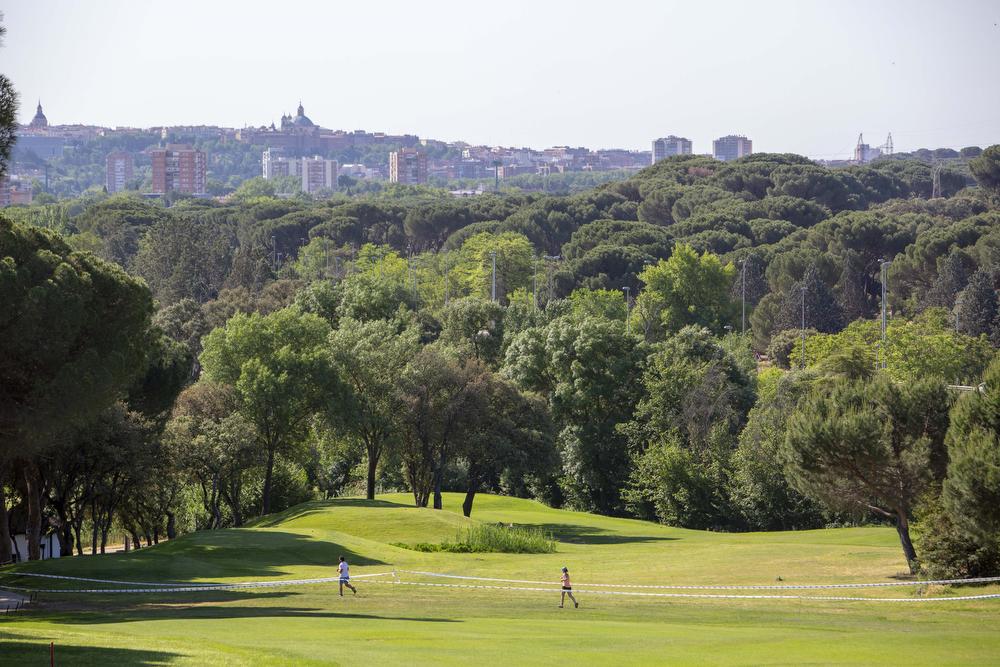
[338,556,357,596]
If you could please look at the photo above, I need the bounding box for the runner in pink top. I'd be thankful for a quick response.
[559,567,578,608]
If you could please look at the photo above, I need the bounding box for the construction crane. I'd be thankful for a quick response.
[932,162,943,198]
[854,132,893,163]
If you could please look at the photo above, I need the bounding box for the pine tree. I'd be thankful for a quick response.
[924,249,975,312]
[0,16,21,179]
[775,265,845,335]
[730,252,768,308]
[836,250,875,322]
[953,268,998,338]
[942,355,1000,544]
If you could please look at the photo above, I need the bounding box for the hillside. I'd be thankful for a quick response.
[2,494,999,665]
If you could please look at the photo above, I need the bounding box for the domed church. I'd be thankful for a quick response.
[28,101,48,129]
[280,102,315,131]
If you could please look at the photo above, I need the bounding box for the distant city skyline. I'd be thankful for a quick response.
[3,0,999,158]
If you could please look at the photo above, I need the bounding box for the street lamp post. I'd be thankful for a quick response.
[532,256,539,310]
[490,250,497,302]
[409,258,417,303]
[800,283,807,370]
[622,286,631,335]
[542,255,561,303]
[879,259,892,370]
[740,257,748,335]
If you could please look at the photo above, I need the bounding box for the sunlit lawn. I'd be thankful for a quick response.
[2,494,998,665]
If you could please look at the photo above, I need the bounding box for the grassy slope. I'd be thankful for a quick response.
[1,493,998,665]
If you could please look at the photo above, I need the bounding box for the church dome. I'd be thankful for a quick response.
[292,101,314,128]
[29,101,48,128]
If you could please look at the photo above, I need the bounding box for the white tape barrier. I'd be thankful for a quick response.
[397,570,1000,590]
[3,569,999,602]
[0,571,395,594]
[368,579,1000,603]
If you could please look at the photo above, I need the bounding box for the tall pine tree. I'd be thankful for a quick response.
[836,250,875,322]
[924,249,975,313]
[953,267,998,338]
[776,265,845,334]
[730,252,768,308]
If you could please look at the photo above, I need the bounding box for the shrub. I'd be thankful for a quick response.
[394,523,556,554]
[767,328,816,369]
[916,497,1000,578]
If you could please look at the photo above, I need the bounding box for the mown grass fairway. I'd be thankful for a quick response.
[2,494,999,665]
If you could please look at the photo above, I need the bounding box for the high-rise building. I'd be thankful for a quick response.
[712,135,753,162]
[301,157,338,193]
[262,150,338,194]
[150,144,207,195]
[651,136,692,164]
[105,151,134,193]
[389,148,428,185]
[262,148,292,179]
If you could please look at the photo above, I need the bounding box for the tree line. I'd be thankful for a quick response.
[2,145,1000,576]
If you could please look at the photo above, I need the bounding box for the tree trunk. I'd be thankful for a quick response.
[262,446,276,515]
[366,444,380,501]
[129,529,142,550]
[90,500,98,555]
[232,499,243,528]
[432,457,445,510]
[51,493,75,558]
[166,511,176,540]
[0,481,12,564]
[58,512,74,558]
[462,487,477,518]
[224,478,244,528]
[24,461,43,561]
[896,511,918,573]
[73,520,83,556]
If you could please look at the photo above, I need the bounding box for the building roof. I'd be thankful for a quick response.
[291,101,315,128]
[29,101,48,128]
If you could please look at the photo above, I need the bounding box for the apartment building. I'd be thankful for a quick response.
[651,136,693,163]
[389,148,428,184]
[712,135,753,162]
[105,151,134,193]
[150,144,206,194]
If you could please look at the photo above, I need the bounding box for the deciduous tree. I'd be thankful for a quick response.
[200,307,340,515]
[328,318,418,500]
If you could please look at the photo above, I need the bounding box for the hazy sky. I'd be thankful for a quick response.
[3,1,999,157]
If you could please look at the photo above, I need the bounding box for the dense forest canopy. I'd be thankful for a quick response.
[4,146,1000,576]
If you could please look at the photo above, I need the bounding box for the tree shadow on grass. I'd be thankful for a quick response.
[28,591,459,625]
[525,523,679,545]
[250,498,412,527]
[0,635,179,665]
[5,531,386,586]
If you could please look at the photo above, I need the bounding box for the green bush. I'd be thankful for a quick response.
[394,523,556,554]
[767,328,816,369]
[916,497,1000,578]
